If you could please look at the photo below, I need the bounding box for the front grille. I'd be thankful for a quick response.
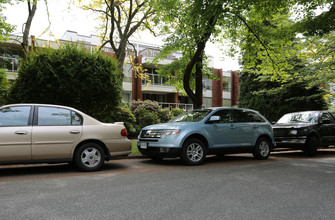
[273,128,289,137]
[140,130,163,138]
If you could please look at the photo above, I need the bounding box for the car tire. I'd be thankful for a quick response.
[252,137,271,160]
[303,136,319,156]
[74,142,105,172]
[181,138,206,165]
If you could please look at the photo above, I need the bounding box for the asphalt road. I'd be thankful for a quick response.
[1,150,335,220]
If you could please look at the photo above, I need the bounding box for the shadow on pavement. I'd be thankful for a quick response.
[0,161,128,178]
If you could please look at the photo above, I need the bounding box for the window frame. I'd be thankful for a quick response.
[0,105,33,127]
[33,106,83,126]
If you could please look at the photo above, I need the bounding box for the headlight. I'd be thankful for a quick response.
[289,130,298,135]
[161,129,181,139]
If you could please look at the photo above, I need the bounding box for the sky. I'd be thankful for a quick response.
[3,0,240,71]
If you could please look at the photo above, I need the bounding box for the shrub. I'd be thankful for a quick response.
[9,43,122,121]
[157,107,173,122]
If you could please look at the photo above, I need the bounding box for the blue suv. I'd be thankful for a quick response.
[138,107,275,165]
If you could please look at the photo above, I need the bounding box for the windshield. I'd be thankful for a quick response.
[169,109,213,122]
[277,112,319,124]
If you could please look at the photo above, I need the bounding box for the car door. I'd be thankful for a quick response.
[31,106,83,160]
[0,105,32,161]
[204,109,240,148]
[319,112,335,144]
[230,109,263,147]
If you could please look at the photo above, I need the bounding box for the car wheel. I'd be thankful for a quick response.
[303,136,319,156]
[181,138,206,165]
[252,137,271,160]
[74,143,105,172]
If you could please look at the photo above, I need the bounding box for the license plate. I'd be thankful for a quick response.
[140,142,147,149]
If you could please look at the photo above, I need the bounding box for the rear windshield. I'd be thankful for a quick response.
[277,112,319,124]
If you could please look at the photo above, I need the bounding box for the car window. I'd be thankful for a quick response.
[231,109,265,123]
[38,107,72,126]
[320,113,333,122]
[211,110,232,123]
[71,111,83,125]
[0,106,31,126]
[331,112,335,120]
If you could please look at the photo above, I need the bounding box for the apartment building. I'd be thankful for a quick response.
[0,31,239,109]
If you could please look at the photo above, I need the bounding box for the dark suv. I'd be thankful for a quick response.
[272,111,335,155]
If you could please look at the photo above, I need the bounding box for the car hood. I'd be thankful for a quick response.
[143,122,194,130]
[273,123,316,129]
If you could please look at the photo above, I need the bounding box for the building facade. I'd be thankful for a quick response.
[0,31,239,109]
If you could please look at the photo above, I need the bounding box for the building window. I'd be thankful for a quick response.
[142,67,170,86]
[222,76,231,92]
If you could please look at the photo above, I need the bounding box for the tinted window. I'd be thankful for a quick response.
[72,111,83,125]
[231,110,265,123]
[211,110,232,123]
[38,107,71,126]
[320,113,333,122]
[0,106,31,126]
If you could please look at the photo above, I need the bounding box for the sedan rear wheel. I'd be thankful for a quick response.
[74,143,105,172]
[181,138,206,165]
[252,137,271,160]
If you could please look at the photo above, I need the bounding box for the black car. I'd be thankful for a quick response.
[272,111,335,155]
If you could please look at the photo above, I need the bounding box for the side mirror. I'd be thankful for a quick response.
[208,115,221,123]
[320,119,331,124]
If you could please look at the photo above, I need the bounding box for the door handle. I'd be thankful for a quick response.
[70,130,80,134]
[15,131,28,135]
[230,125,237,129]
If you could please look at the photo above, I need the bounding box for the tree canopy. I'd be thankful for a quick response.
[0,0,15,42]
[77,0,157,73]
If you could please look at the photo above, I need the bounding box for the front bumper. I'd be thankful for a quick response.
[274,136,307,148]
[137,138,182,158]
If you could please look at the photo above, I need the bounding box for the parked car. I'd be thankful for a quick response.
[0,104,131,171]
[138,107,275,165]
[272,110,335,156]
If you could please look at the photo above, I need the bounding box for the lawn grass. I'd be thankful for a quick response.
[130,140,141,156]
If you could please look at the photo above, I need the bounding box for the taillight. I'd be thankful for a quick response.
[121,128,128,137]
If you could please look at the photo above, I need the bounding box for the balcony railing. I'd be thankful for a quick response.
[0,56,19,72]
[158,102,193,111]
[142,73,171,86]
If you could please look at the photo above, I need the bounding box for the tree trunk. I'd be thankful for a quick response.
[21,1,37,56]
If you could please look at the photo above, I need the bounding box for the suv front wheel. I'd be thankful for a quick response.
[181,138,206,165]
[252,137,271,160]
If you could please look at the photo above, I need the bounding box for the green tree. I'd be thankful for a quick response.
[155,0,296,109]
[77,0,157,73]
[239,72,328,122]
[0,69,8,104]
[9,43,122,121]
[0,0,15,42]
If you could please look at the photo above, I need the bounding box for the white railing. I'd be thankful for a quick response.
[0,56,19,72]
[142,73,170,86]
[158,102,193,111]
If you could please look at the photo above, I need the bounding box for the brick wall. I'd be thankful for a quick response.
[212,68,223,107]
